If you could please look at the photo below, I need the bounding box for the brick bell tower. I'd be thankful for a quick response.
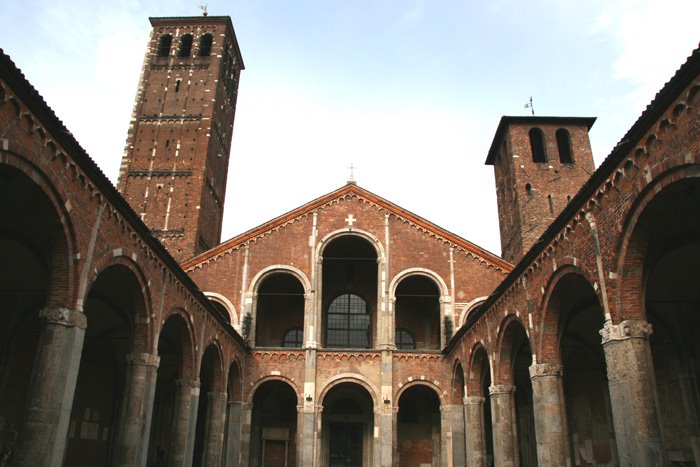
[118,15,244,262]
[485,116,596,264]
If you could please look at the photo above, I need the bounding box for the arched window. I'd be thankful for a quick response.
[395,329,415,350]
[529,127,547,163]
[178,34,193,57]
[327,293,369,348]
[157,34,172,57]
[282,328,303,348]
[556,128,573,163]
[198,33,213,57]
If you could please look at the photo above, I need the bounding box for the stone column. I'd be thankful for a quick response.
[169,378,199,467]
[202,391,227,467]
[529,362,569,467]
[14,307,86,467]
[465,396,487,467]
[223,400,243,466]
[489,384,517,467]
[443,404,465,467]
[238,402,254,466]
[114,352,160,467]
[601,319,666,466]
[298,404,317,466]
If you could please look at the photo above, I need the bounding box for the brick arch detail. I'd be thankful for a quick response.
[159,308,198,380]
[466,342,491,397]
[450,359,466,404]
[317,373,380,411]
[199,338,225,392]
[459,296,489,327]
[388,267,449,298]
[536,262,599,364]
[204,291,238,328]
[248,264,312,296]
[246,375,300,405]
[84,251,154,354]
[316,228,386,262]
[494,313,531,384]
[614,164,700,322]
[225,357,244,401]
[0,152,77,309]
[395,380,445,407]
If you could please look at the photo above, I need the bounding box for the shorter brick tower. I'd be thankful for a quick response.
[118,15,244,262]
[486,116,596,264]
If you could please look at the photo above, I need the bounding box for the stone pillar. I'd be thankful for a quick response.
[601,319,666,466]
[489,384,517,467]
[465,396,486,467]
[224,400,243,466]
[443,404,465,467]
[298,405,316,466]
[238,402,254,466]
[529,362,569,467]
[14,307,86,467]
[378,407,394,467]
[169,378,199,467]
[114,352,160,467]
[203,391,227,466]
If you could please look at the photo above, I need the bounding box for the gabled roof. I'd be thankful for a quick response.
[181,182,513,272]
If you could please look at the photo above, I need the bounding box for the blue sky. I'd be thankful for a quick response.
[1,0,697,256]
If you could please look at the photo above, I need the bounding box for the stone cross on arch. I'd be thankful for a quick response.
[345,214,356,227]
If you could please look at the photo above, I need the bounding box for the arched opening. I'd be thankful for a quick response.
[395,275,440,350]
[250,380,298,467]
[550,273,616,464]
[467,347,493,465]
[556,128,573,163]
[64,264,142,466]
[322,382,374,467]
[0,164,65,455]
[255,273,304,347]
[157,34,172,57]
[637,177,700,463]
[529,127,547,163]
[397,385,441,466]
[178,34,193,57]
[208,299,230,325]
[498,320,536,466]
[192,344,223,466]
[198,33,213,57]
[148,314,193,465]
[322,236,377,348]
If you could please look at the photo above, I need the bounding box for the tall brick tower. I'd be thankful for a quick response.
[118,15,244,262]
[485,116,596,264]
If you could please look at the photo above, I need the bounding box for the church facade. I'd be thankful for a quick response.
[0,14,699,467]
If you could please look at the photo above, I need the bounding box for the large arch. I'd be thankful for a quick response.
[618,172,700,463]
[253,271,306,348]
[64,263,147,465]
[193,341,225,467]
[466,343,493,466]
[396,383,442,467]
[391,269,444,350]
[204,291,238,329]
[249,379,299,467]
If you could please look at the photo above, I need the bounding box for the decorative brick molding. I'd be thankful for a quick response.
[528,362,563,379]
[39,307,87,329]
[599,319,653,344]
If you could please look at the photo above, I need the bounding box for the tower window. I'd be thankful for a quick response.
[547,194,554,213]
[178,34,193,57]
[556,128,573,163]
[174,79,181,93]
[529,127,547,163]
[198,33,213,57]
[157,34,172,57]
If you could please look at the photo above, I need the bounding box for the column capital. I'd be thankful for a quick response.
[207,391,228,402]
[529,362,563,378]
[38,306,87,329]
[600,319,652,344]
[464,395,485,405]
[176,378,200,389]
[489,384,515,395]
[126,352,160,368]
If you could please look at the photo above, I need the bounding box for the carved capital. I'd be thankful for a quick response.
[529,362,563,379]
[599,319,653,344]
[488,384,515,395]
[176,378,200,389]
[207,391,228,403]
[464,396,485,405]
[127,352,160,368]
[39,307,87,329]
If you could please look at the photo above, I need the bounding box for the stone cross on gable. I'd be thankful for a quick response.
[345,214,356,226]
